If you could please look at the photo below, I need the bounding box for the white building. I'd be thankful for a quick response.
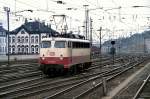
[9,20,59,54]
[0,23,7,55]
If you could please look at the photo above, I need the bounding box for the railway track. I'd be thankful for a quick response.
[0,55,133,99]
[73,60,147,99]
[112,57,150,99]
[0,55,145,99]
[0,58,38,65]
[0,71,42,83]
[0,54,148,99]
[0,63,41,83]
[0,55,124,83]
[0,62,129,99]
[0,55,125,94]
[44,60,143,99]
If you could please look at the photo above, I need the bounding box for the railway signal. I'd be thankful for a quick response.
[110,41,116,65]
[111,41,115,45]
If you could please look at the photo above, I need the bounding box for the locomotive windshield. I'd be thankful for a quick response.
[41,41,51,48]
[54,41,66,48]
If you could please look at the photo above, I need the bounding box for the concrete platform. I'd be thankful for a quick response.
[0,55,39,62]
[102,62,150,99]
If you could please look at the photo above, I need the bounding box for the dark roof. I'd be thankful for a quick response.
[60,33,85,39]
[10,21,59,36]
[0,26,7,36]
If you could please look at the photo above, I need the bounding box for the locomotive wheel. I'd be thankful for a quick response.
[63,68,68,75]
[43,66,49,75]
[70,66,77,75]
[47,68,55,77]
[73,66,77,74]
[85,62,91,69]
[58,69,63,76]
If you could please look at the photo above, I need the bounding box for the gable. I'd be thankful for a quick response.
[17,29,29,37]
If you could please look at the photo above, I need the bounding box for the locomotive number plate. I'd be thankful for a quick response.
[49,52,55,56]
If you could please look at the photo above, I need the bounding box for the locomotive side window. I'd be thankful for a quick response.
[85,43,90,48]
[54,41,66,48]
[41,41,51,48]
[72,42,79,48]
[68,41,72,48]
[72,42,90,48]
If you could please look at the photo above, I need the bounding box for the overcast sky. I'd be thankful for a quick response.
[0,0,150,43]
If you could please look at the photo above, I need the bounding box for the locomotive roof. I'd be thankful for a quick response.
[42,37,90,43]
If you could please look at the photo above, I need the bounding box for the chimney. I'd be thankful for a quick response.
[42,20,45,26]
[25,18,28,24]
[49,24,51,29]
[0,22,3,29]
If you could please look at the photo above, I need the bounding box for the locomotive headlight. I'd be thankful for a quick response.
[42,57,45,60]
[60,54,63,60]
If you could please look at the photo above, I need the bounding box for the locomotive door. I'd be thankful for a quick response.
[68,41,72,62]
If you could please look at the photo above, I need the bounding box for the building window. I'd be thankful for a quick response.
[25,45,28,54]
[0,38,3,43]
[35,36,38,43]
[21,30,25,34]
[0,47,2,53]
[1,38,2,43]
[42,36,46,39]
[5,46,6,52]
[18,45,21,53]
[9,37,11,43]
[35,45,38,53]
[4,38,6,43]
[12,36,15,43]
[2,47,5,53]
[12,45,15,54]
[21,45,24,53]
[25,36,28,43]
[3,47,5,52]
[31,45,34,53]
[21,36,24,43]
[4,46,6,53]
[18,36,20,43]
[9,45,11,53]
[31,36,34,43]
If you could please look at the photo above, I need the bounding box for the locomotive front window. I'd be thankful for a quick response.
[41,41,51,48]
[54,41,66,48]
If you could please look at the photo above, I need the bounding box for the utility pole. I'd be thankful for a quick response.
[99,27,102,57]
[83,5,89,39]
[4,7,10,66]
[98,27,107,96]
[90,18,93,46]
[90,18,93,59]
[144,37,147,53]
[14,0,16,16]
[46,0,49,11]
[87,10,89,39]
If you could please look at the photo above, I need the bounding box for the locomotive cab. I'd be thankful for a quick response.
[40,38,71,74]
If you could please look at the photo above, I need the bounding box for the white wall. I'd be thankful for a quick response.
[0,37,6,54]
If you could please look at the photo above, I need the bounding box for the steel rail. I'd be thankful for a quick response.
[44,62,134,99]
[73,59,147,99]
[45,59,146,99]
[132,74,150,99]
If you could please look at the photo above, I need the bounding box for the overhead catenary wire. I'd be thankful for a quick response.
[15,0,40,10]
[15,0,84,23]
[1,0,150,36]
